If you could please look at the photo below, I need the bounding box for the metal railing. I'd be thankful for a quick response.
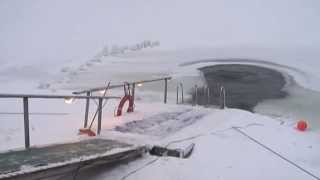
[0,93,120,149]
[191,85,226,109]
[73,77,172,128]
[220,86,226,109]
[73,77,172,96]
[176,83,184,104]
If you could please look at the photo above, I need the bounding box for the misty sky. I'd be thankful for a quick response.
[0,0,319,67]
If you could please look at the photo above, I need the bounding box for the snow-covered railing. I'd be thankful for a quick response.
[0,93,120,149]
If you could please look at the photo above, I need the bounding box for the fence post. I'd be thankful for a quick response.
[164,78,168,104]
[97,98,103,135]
[23,97,30,149]
[84,91,91,128]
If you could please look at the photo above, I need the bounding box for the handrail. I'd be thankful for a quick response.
[0,93,121,99]
[0,93,121,150]
[73,77,172,94]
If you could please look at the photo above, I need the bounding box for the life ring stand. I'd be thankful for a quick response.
[116,82,134,116]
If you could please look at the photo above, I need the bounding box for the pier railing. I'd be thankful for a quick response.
[0,93,120,149]
[72,77,172,129]
[189,85,226,109]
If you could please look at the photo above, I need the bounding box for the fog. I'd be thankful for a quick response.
[0,0,319,73]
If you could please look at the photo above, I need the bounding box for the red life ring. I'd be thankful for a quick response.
[116,95,134,116]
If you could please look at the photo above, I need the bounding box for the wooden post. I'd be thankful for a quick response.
[84,92,91,128]
[23,97,30,149]
[97,98,103,135]
[164,78,168,104]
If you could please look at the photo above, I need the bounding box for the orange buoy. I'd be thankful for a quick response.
[297,120,308,131]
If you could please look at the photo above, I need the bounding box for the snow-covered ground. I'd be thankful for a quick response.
[85,107,320,180]
[1,0,320,179]
[0,45,320,180]
[1,47,320,179]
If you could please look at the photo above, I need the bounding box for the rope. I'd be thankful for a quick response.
[119,124,262,180]
[120,158,159,180]
[232,127,320,180]
[120,123,320,180]
[120,133,205,180]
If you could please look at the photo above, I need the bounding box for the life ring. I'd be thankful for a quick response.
[116,95,134,116]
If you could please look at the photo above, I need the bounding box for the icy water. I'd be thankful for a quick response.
[198,64,287,111]
[255,85,320,130]
[198,64,320,129]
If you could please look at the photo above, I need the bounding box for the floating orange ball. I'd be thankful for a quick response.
[297,120,308,131]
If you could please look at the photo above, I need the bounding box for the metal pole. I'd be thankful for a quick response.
[203,87,206,106]
[132,83,135,101]
[23,97,30,149]
[97,98,103,135]
[207,87,210,105]
[84,92,90,128]
[164,78,168,104]
[176,85,179,104]
[195,85,198,105]
[180,83,184,104]
[220,86,226,109]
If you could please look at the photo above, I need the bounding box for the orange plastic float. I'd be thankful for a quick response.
[296,120,308,131]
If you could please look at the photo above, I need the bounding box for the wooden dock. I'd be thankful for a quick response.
[0,139,146,180]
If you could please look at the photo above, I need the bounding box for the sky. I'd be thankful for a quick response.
[0,0,320,69]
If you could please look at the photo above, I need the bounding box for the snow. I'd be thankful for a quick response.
[1,87,320,180]
[74,108,320,180]
[1,0,320,179]
[1,48,320,179]
[1,48,320,180]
